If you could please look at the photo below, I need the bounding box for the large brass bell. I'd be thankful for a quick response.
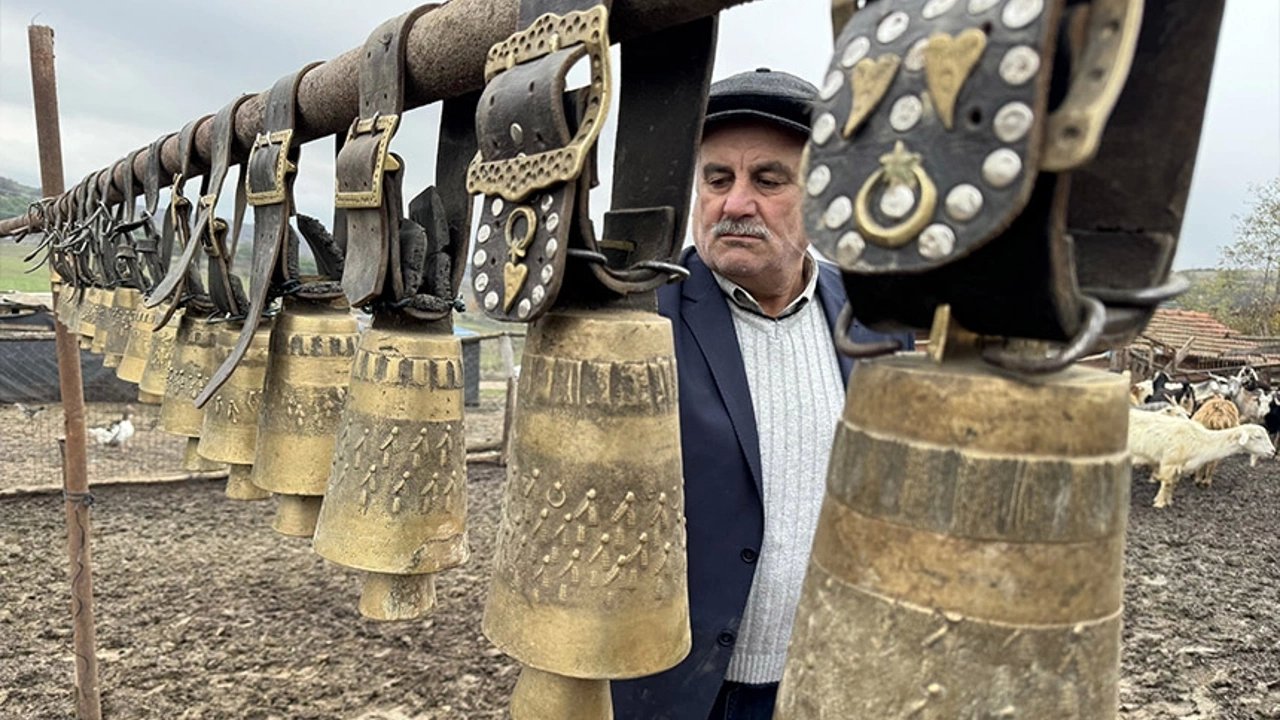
[776,353,1128,718]
[484,308,689,719]
[159,312,224,472]
[251,299,359,537]
[80,287,103,351]
[104,287,140,369]
[197,321,273,500]
[313,319,468,621]
[138,307,180,404]
[93,288,118,359]
[118,300,157,383]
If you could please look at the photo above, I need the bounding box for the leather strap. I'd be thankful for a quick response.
[335,5,434,307]
[467,0,716,320]
[199,64,320,408]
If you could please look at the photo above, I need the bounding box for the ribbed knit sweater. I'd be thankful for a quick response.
[717,278,846,684]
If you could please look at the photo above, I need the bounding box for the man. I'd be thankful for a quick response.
[611,69,914,719]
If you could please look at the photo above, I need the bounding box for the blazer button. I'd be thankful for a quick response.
[740,548,758,564]
[717,631,736,647]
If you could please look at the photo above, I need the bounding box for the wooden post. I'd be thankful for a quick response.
[29,24,102,720]
[499,333,518,467]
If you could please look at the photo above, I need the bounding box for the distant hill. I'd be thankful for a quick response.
[0,177,41,220]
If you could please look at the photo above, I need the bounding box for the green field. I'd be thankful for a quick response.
[0,240,54,292]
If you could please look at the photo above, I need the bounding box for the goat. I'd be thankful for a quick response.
[1151,371,1196,416]
[1189,397,1240,486]
[1128,409,1275,508]
[1134,401,1191,419]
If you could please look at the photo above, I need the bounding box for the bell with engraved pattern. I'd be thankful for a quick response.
[106,287,141,377]
[138,306,180,405]
[80,287,105,352]
[312,319,468,621]
[251,299,359,537]
[74,289,95,350]
[197,321,273,501]
[118,298,158,383]
[484,308,689,718]
[159,312,224,472]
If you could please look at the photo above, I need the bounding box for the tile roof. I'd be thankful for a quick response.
[1135,309,1271,359]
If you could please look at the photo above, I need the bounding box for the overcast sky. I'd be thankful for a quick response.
[1,0,1277,270]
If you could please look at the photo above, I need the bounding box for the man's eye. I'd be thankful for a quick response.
[706,176,732,189]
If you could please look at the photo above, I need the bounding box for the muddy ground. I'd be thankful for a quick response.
[2,425,1279,718]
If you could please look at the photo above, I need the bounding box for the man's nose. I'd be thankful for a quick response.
[721,180,758,218]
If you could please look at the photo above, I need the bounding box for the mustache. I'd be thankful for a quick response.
[711,219,771,241]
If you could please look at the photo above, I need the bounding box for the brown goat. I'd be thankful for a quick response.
[1190,397,1241,487]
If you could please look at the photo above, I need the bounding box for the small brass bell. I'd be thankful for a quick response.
[775,355,1129,718]
[80,287,103,352]
[91,288,115,357]
[118,301,157,383]
[159,312,224,473]
[111,288,146,381]
[138,306,180,401]
[484,308,689,718]
[104,287,140,369]
[313,318,468,620]
[197,321,273,500]
[251,299,359,537]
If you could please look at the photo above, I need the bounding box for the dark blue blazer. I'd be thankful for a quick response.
[611,251,913,720]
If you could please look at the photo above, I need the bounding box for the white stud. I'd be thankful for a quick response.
[890,95,924,132]
[919,224,957,259]
[477,224,492,243]
[999,46,1041,86]
[836,232,866,267]
[541,194,554,212]
[812,113,837,146]
[474,273,489,292]
[531,285,546,305]
[968,0,1001,13]
[945,184,984,222]
[517,298,532,319]
[540,264,554,284]
[923,0,960,20]
[840,37,871,69]
[877,11,910,44]
[807,165,832,197]
[484,291,499,310]
[982,149,1023,188]
[820,71,844,101]
[491,197,504,216]
[546,212,560,232]
[994,102,1034,143]
[473,249,487,266]
[879,183,916,220]
[824,196,853,230]
[904,38,930,72]
[1003,0,1045,29]
[546,238,559,256]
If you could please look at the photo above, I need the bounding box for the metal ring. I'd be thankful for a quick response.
[1081,275,1189,307]
[833,303,903,359]
[566,248,608,265]
[980,295,1107,374]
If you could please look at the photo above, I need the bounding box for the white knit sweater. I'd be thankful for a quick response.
[718,279,846,684]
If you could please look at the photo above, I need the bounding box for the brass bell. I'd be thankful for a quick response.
[484,308,689,718]
[79,287,103,351]
[313,318,468,620]
[91,288,116,358]
[159,312,224,473]
[775,355,1129,718]
[112,288,146,382]
[139,306,180,401]
[197,321,273,501]
[251,298,359,537]
[104,287,141,369]
[118,301,156,383]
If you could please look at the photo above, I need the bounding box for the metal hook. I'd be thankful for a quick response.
[980,296,1107,374]
[833,303,903,359]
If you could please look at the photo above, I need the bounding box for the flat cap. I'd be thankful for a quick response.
[704,67,818,136]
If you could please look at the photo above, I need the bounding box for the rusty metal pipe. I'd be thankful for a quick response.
[0,0,748,236]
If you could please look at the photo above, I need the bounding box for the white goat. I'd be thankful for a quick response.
[1128,409,1275,508]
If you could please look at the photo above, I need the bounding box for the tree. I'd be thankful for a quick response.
[1215,178,1280,334]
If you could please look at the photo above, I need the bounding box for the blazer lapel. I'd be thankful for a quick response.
[680,255,764,499]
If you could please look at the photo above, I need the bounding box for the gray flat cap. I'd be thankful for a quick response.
[704,67,818,136]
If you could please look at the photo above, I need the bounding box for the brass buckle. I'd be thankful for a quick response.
[334,114,401,209]
[1041,0,1144,171]
[465,6,612,200]
[245,129,296,206]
